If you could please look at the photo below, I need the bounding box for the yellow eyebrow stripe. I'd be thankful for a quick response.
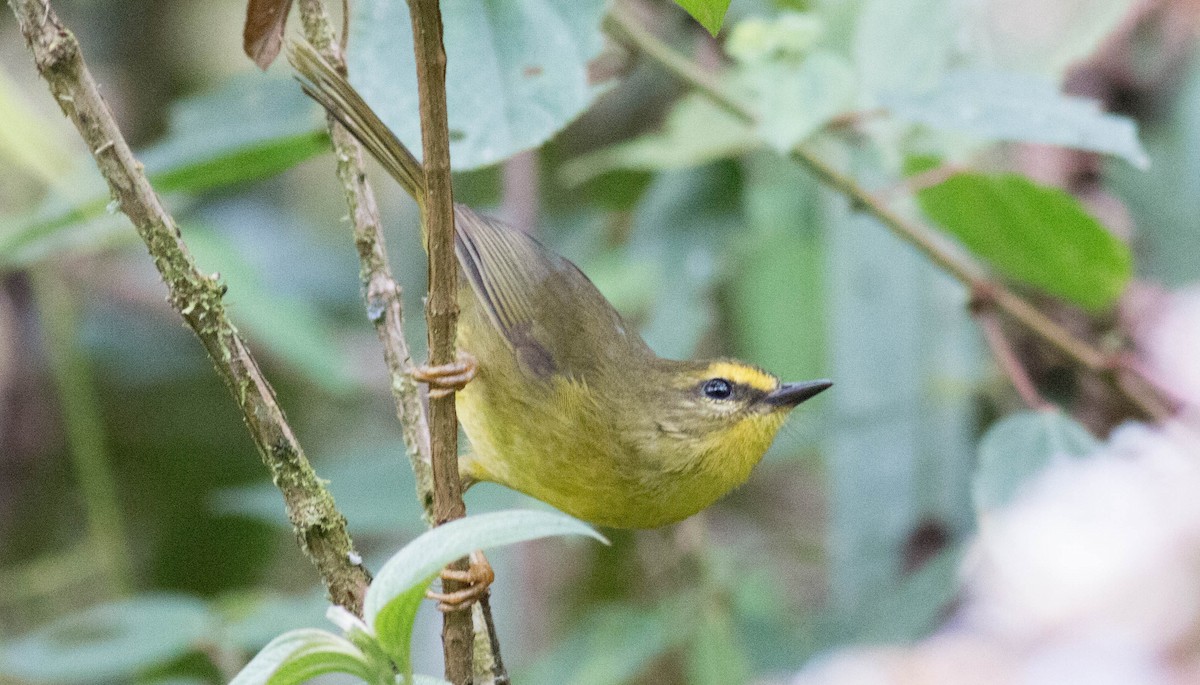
[705,361,777,393]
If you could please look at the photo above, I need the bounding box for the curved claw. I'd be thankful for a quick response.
[412,351,478,399]
[426,550,494,612]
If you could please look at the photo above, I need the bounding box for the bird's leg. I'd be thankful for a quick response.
[427,550,494,612]
[412,351,478,398]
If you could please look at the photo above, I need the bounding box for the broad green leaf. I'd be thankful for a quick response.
[558,95,756,186]
[139,74,328,194]
[740,50,857,152]
[365,510,604,678]
[973,410,1099,514]
[965,0,1137,80]
[885,69,1148,168]
[918,173,1133,311]
[1108,51,1200,286]
[211,448,426,535]
[0,76,326,267]
[0,595,214,684]
[229,629,381,685]
[853,0,960,98]
[348,0,609,171]
[0,174,125,269]
[674,0,734,36]
[726,13,824,64]
[0,65,75,184]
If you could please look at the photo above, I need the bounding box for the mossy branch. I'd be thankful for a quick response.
[294,0,435,520]
[291,2,506,680]
[8,0,371,614]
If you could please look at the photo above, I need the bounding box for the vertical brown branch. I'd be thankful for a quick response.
[8,0,371,613]
[405,0,473,682]
[294,0,435,517]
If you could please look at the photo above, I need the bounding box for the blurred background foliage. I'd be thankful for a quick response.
[0,0,1196,682]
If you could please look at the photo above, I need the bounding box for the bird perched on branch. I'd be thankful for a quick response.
[290,42,831,531]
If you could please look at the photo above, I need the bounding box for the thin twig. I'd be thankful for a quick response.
[294,0,435,518]
[9,0,371,614]
[970,292,1054,411]
[291,3,506,678]
[605,3,1172,423]
[404,0,474,683]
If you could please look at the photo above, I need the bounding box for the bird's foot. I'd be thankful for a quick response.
[427,550,494,612]
[412,351,478,399]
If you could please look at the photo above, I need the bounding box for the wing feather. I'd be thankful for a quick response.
[452,205,651,380]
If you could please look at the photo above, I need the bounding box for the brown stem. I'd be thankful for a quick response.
[295,3,507,677]
[605,3,1172,422]
[294,0,435,520]
[8,0,371,613]
[970,292,1053,411]
[405,0,473,682]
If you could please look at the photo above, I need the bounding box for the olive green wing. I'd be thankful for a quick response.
[453,205,651,379]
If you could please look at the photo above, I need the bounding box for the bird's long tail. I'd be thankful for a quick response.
[289,41,427,214]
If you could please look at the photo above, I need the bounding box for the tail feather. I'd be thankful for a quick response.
[289,41,427,211]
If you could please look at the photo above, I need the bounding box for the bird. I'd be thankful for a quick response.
[289,42,831,531]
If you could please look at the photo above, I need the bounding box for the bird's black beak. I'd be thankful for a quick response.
[765,379,833,408]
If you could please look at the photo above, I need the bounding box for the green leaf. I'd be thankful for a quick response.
[964,0,1138,81]
[365,510,605,678]
[0,65,75,184]
[884,69,1148,168]
[917,173,1133,310]
[558,95,757,186]
[1108,51,1200,286]
[139,74,328,194]
[213,448,426,535]
[628,165,741,359]
[740,50,857,152]
[0,76,326,267]
[674,0,733,35]
[731,153,825,381]
[348,0,609,171]
[229,628,381,685]
[0,595,214,684]
[973,410,1099,514]
[853,0,960,98]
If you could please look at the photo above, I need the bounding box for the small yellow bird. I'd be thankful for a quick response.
[292,45,830,529]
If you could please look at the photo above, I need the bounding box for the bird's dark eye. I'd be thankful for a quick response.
[703,378,733,400]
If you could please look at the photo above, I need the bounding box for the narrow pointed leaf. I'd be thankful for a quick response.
[229,629,378,685]
[673,0,732,35]
[365,510,604,676]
